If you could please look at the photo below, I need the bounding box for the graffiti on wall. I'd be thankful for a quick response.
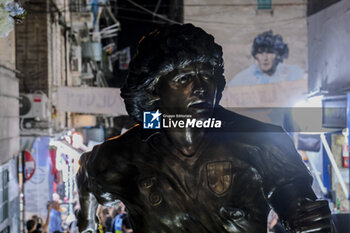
[223,31,307,130]
[228,30,305,87]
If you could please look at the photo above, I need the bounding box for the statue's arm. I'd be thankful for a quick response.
[76,153,99,233]
[257,129,335,232]
[269,179,335,233]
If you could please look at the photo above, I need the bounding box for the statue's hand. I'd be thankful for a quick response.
[76,210,98,233]
[285,198,334,233]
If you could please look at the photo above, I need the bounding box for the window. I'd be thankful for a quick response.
[257,0,272,10]
[0,169,9,223]
[71,58,79,72]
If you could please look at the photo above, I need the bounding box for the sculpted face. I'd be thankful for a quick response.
[255,47,277,76]
[157,62,217,119]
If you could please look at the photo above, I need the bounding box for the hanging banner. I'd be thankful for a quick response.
[25,166,50,220]
[25,150,36,181]
[24,137,52,221]
[57,87,127,116]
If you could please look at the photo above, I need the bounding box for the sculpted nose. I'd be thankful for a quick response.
[193,88,205,97]
[193,76,206,97]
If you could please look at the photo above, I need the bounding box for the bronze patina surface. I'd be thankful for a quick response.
[76,24,334,233]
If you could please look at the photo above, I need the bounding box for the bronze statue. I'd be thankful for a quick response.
[76,24,334,233]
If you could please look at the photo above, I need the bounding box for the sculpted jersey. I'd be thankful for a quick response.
[78,107,312,233]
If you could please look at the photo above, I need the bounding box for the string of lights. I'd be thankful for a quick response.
[125,0,181,24]
[13,1,307,27]
[185,15,306,26]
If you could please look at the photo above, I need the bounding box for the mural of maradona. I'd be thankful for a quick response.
[228,30,305,86]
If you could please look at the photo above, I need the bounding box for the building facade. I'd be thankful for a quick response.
[0,28,20,233]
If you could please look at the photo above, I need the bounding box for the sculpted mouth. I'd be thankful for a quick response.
[187,100,212,109]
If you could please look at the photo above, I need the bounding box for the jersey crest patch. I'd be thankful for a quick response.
[206,161,232,195]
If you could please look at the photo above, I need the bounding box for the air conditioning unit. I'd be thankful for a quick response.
[71,12,94,30]
[20,93,50,121]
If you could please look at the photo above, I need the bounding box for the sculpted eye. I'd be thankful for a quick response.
[174,75,192,84]
[219,206,245,220]
[202,75,210,80]
[200,70,213,81]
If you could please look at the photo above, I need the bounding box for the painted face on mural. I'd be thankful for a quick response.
[157,62,217,118]
[255,47,278,76]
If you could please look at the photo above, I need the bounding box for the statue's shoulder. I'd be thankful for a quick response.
[81,125,143,162]
[105,124,143,145]
[100,124,144,154]
[79,125,144,177]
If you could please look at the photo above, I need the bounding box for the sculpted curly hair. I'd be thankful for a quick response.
[251,30,289,63]
[121,23,225,123]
